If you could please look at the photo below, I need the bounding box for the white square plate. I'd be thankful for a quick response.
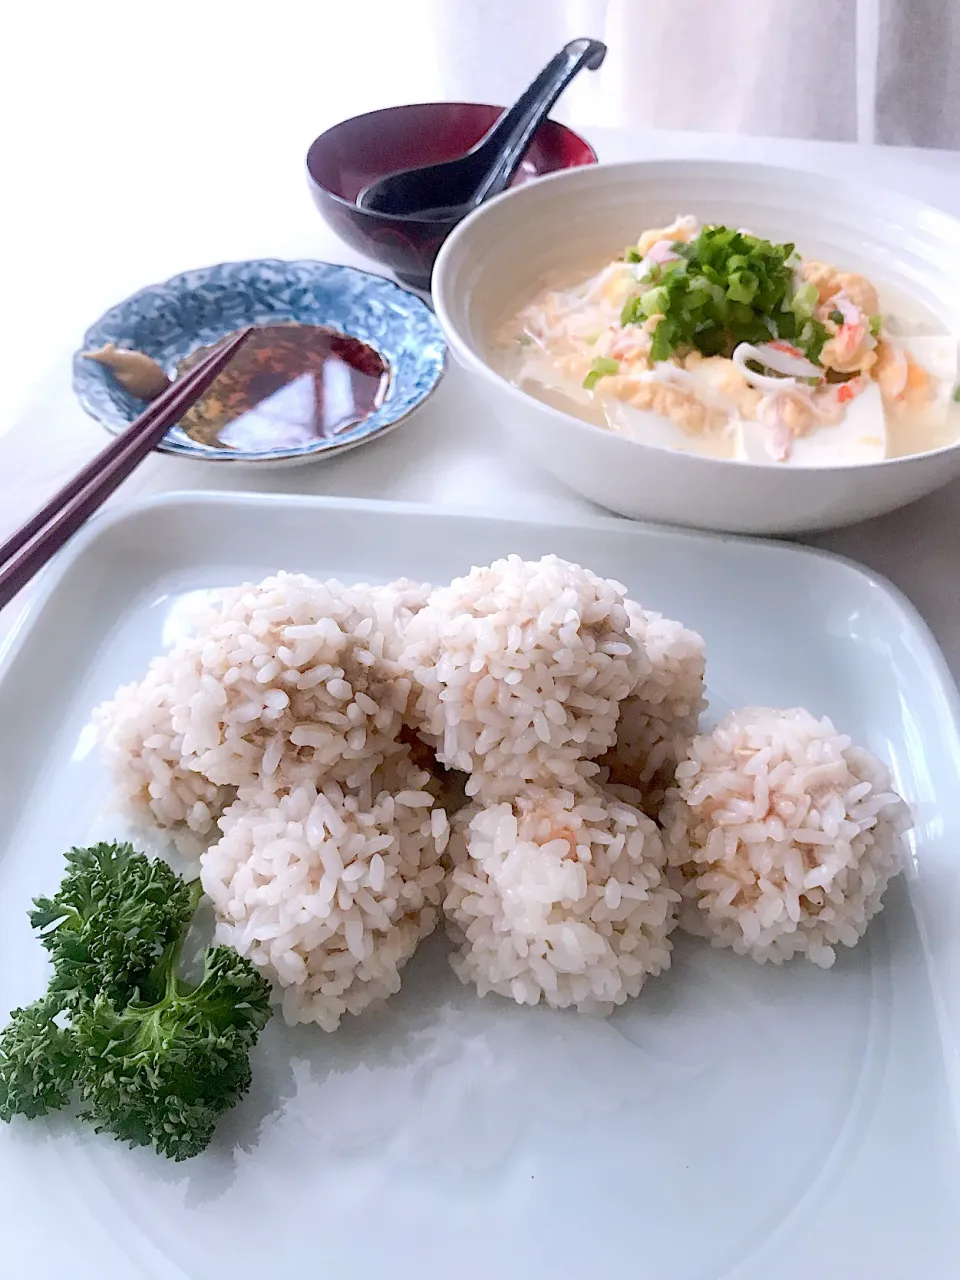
[1,493,959,1280]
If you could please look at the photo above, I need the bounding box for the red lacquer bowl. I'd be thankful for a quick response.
[306,102,597,292]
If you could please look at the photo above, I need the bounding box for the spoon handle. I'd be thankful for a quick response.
[471,37,607,207]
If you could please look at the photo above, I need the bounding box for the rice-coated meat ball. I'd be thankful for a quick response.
[201,752,449,1031]
[96,573,425,848]
[444,781,679,1013]
[400,555,648,799]
[659,707,911,967]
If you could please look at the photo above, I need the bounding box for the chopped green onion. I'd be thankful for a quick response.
[869,314,882,338]
[650,320,676,363]
[621,224,825,364]
[790,281,819,319]
[829,309,845,326]
[621,295,642,327]
[953,385,960,403]
[777,310,798,340]
[583,356,620,390]
[726,269,759,305]
[640,286,668,316]
[624,246,643,263]
[799,318,828,365]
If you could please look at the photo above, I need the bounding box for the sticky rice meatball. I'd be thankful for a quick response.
[444,781,678,1012]
[400,555,647,800]
[660,707,911,967]
[201,753,449,1031]
[96,574,425,849]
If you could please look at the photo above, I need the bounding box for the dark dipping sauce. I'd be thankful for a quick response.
[176,324,389,451]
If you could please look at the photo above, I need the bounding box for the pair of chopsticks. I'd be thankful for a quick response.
[0,327,252,614]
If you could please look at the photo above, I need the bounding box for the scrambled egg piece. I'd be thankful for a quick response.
[801,261,880,316]
[636,216,698,257]
[683,352,762,419]
[802,261,880,375]
[820,332,877,376]
[626,381,727,434]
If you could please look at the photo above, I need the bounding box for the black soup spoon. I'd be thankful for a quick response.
[357,37,607,220]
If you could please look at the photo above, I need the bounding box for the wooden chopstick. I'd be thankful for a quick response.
[0,326,253,613]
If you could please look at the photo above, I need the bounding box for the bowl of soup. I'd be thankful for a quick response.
[432,159,960,534]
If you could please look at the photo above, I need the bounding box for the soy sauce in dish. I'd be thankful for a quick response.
[176,324,389,451]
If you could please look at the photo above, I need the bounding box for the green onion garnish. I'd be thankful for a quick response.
[619,224,827,365]
[791,282,819,319]
[640,286,668,316]
[621,295,642,327]
[583,356,620,390]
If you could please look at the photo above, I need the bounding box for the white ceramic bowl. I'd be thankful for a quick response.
[433,159,960,534]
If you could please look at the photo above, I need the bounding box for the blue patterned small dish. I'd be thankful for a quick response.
[72,259,446,464]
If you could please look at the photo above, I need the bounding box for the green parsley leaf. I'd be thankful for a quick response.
[1,844,272,1161]
[0,998,79,1121]
[30,842,195,1011]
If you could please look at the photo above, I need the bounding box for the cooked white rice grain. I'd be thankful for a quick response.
[96,573,425,846]
[600,603,707,815]
[400,555,647,799]
[444,782,678,1012]
[362,578,432,657]
[660,706,911,967]
[201,755,449,1030]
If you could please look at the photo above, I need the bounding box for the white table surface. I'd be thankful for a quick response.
[2,119,960,677]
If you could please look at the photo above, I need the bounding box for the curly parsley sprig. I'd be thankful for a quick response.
[0,843,272,1161]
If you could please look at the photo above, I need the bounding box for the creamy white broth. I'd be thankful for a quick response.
[870,283,960,458]
[496,230,960,465]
